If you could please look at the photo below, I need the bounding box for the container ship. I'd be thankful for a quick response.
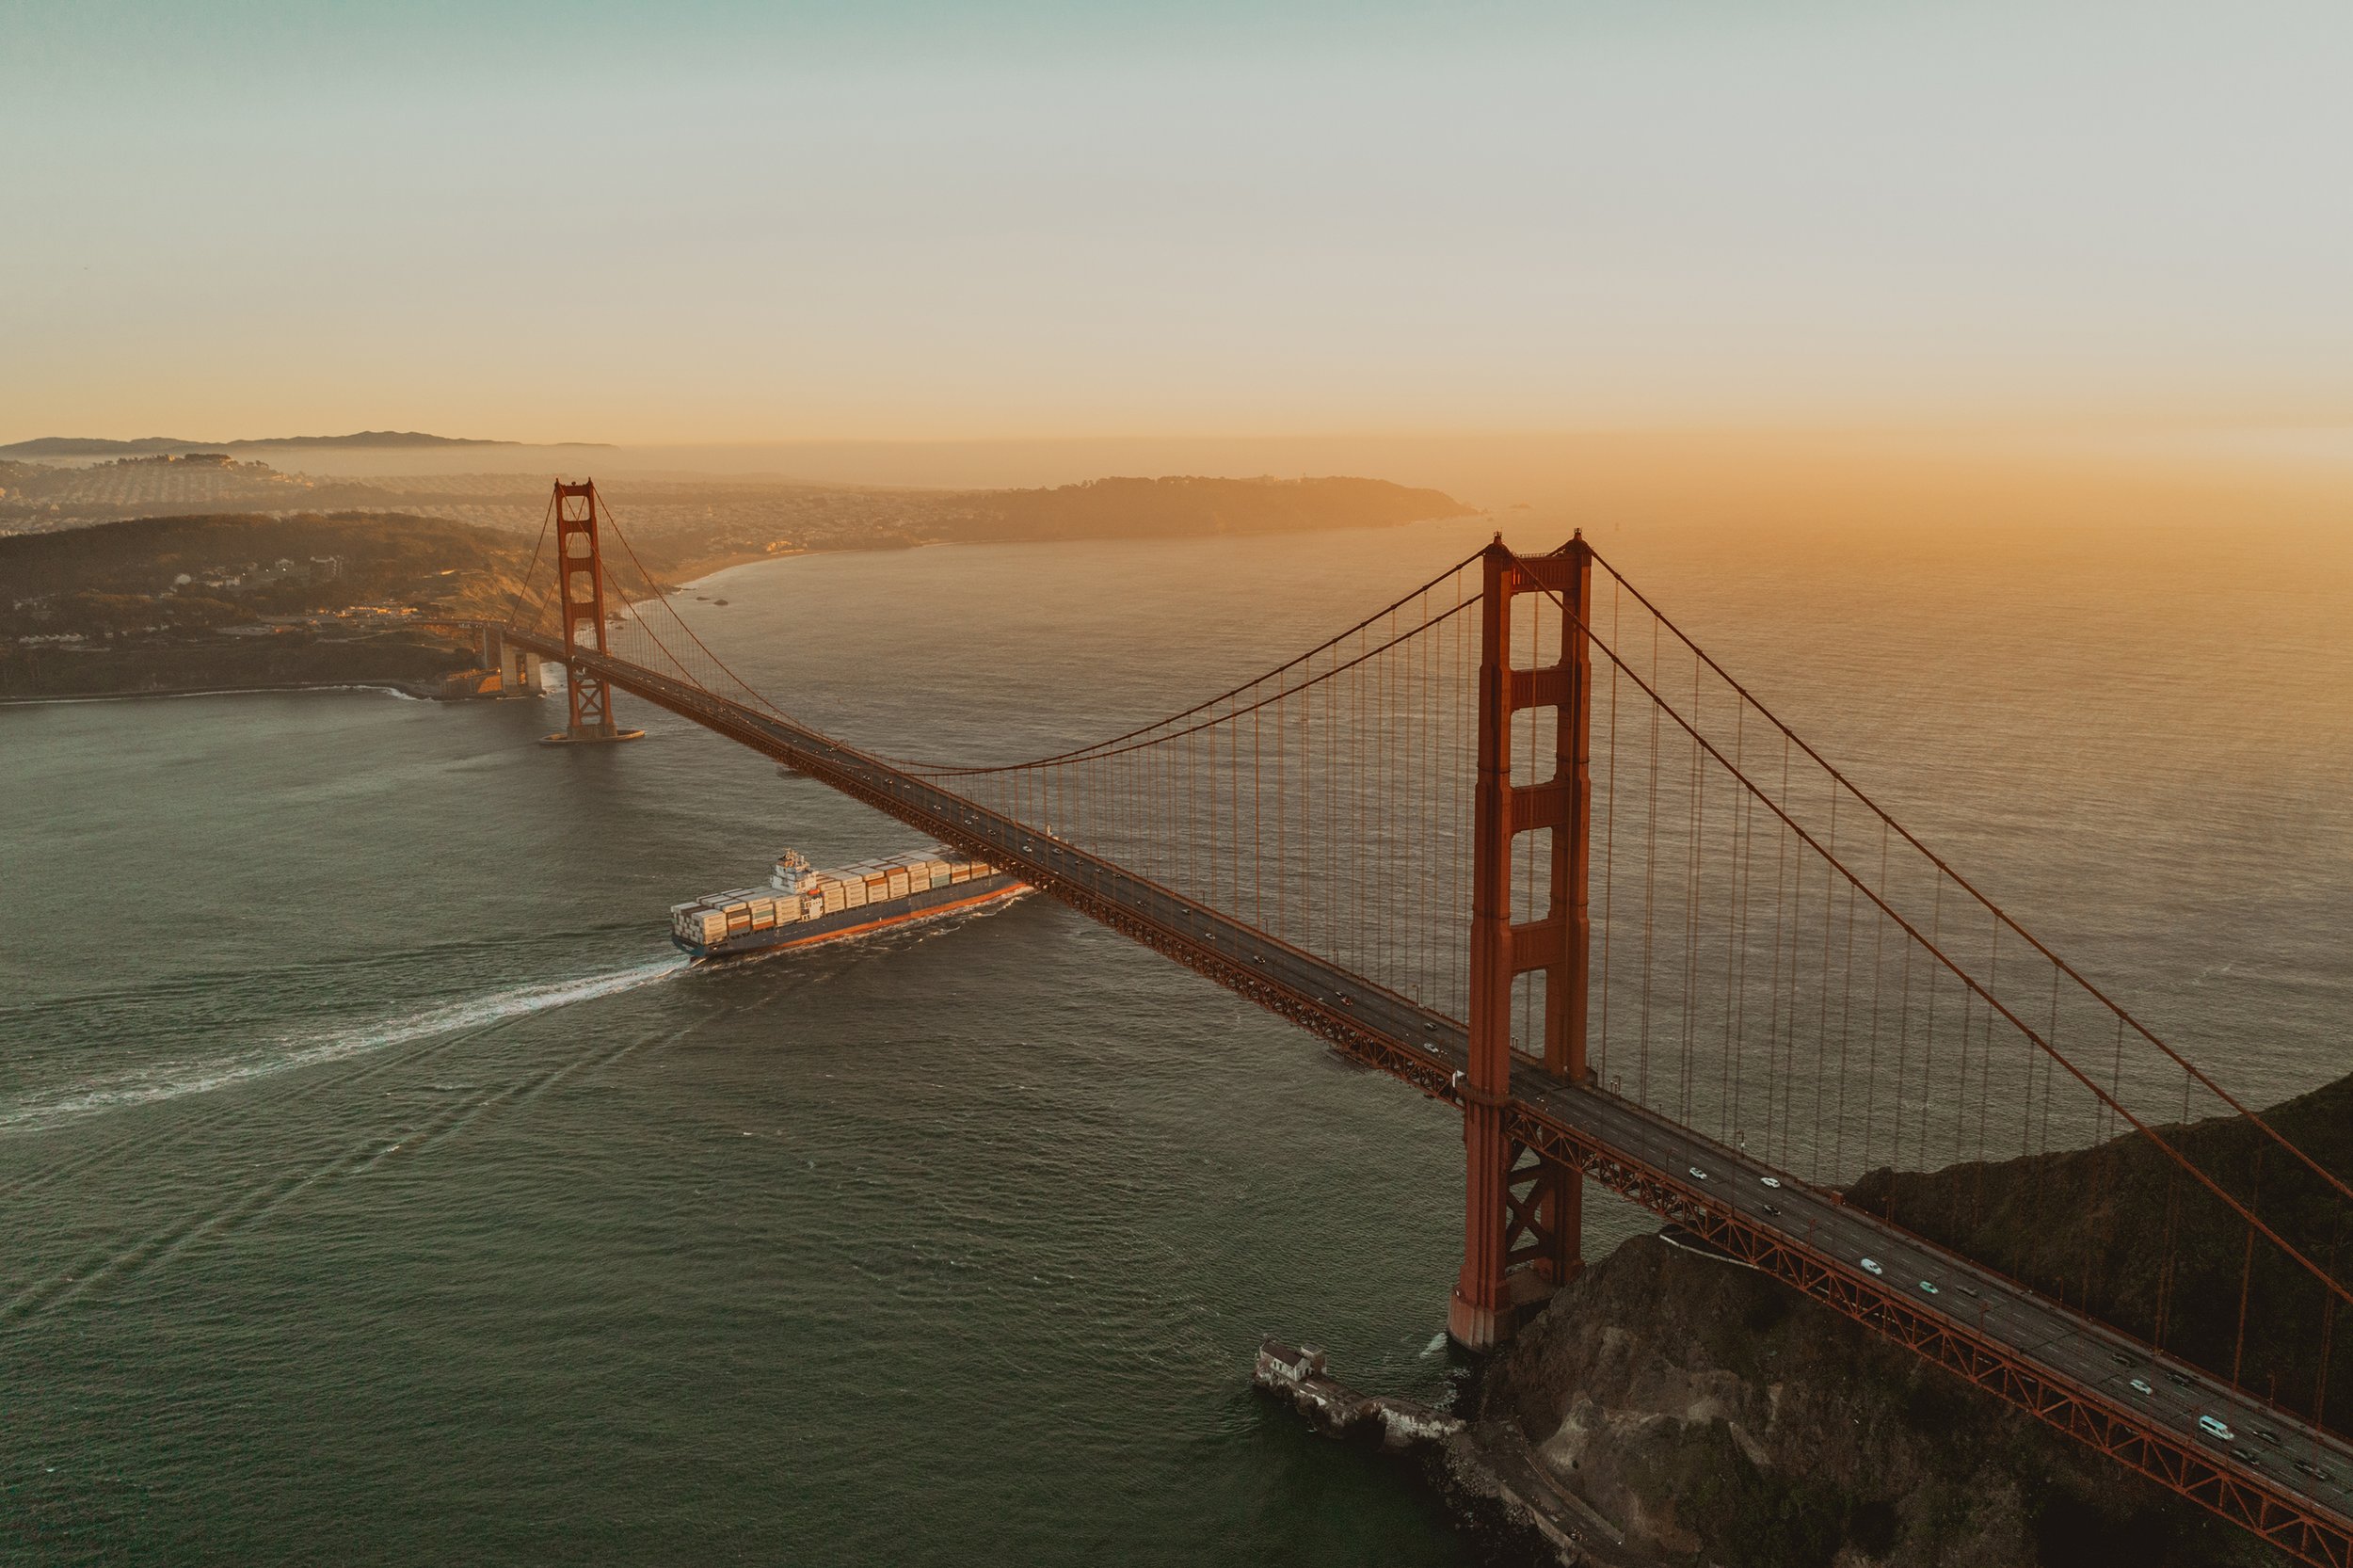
[669,846,1025,960]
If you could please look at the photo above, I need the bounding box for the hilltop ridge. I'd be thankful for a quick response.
[0,432,610,458]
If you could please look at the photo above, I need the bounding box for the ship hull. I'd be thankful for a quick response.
[673,872,1025,961]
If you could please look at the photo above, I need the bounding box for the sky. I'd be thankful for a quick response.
[6,1,2352,451]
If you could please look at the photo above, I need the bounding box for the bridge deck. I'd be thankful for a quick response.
[509,626,2353,1565]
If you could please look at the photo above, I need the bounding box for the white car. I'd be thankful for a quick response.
[2199,1415,2235,1442]
[1860,1256,1884,1276]
[1759,1176,1783,1190]
[1916,1279,1939,1295]
[1688,1166,1708,1181]
[2129,1378,2153,1397]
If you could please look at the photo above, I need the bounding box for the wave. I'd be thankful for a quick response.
[0,956,689,1134]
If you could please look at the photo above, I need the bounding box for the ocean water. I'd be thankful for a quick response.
[3,513,2349,1563]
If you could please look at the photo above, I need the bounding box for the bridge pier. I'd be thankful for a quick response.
[476,625,545,696]
[1449,534,1593,1352]
[504,643,544,695]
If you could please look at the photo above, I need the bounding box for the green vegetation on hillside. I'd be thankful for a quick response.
[0,512,526,698]
[1850,1073,2353,1433]
[2,510,530,617]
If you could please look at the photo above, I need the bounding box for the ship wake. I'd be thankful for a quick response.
[0,956,690,1134]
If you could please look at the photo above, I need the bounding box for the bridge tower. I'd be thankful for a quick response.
[543,480,642,745]
[1449,534,1593,1352]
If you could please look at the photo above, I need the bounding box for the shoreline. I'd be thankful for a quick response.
[651,543,816,591]
[4,515,1490,710]
[0,680,450,709]
[654,511,1486,593]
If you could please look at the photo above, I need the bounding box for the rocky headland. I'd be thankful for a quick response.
[1261,1077,2353,1565]
[1441,1233,2281,1565]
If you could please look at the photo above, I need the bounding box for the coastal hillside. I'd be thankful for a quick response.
[0,476,1481,699]
[1473,1236,2281,1567]
[0,511,533,619]
[1849,1072,2353,1436]
[0,512,529,699]
[1449,1077,2353,1565]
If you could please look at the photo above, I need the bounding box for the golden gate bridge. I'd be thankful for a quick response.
[461,479,2353,1563]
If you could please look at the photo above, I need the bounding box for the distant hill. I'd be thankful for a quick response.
[1,438,232,457]
[1,470,1479,560]
[247,432,512,450]
[944,474,1475,542]
[0,432,610,458]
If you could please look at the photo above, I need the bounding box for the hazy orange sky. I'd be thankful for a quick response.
[7,2,2351,450]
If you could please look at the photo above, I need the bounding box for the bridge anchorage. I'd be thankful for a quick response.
[489,479,2353,1565]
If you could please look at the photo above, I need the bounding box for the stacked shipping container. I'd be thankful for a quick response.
[668,847,999,947]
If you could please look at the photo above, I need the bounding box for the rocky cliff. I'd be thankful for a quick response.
[1454,1233,2286,1566]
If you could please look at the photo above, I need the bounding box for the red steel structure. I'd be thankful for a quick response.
[544,481,641,744]
[479,482,2353,1564]
[1451,537,1593,1350]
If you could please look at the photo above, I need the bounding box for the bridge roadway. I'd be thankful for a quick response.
[515,628,2353,1564]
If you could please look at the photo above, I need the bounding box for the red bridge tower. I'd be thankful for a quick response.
[1449,535,1593,1351]
[543,480,644,746]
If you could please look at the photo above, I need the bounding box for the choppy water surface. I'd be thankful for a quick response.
[3,514,2349,1563]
